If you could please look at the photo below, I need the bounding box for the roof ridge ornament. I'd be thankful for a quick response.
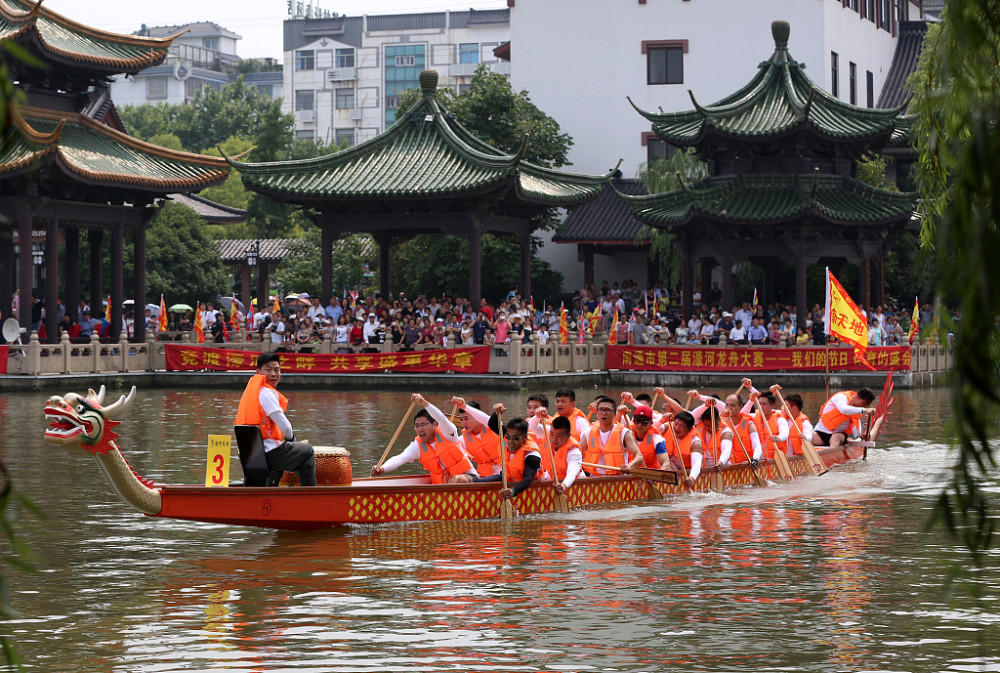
[419,69,438,98]
[772,20,790,51]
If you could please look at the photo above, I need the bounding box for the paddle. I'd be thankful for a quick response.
[727,415,768,488]
[497,413,515,520]
[581,462,679,486]
[448,403,459,425]
[373,399,417,472]
[625,413,664,500]
[754,397,794,480]
[708,404,725,492]
[664,417,690,487]
[772,387,827,476]
[540,416,571,513]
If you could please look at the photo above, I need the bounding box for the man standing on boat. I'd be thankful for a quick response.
[235,353,316,486]
[371,394,477,483]
[812,388,876,449]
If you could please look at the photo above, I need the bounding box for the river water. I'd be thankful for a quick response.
[1,383,997,672]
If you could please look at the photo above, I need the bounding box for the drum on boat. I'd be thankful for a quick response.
[280,446,352,486]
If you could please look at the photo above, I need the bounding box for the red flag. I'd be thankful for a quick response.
[157,294,168,332]
[824,268,874,370]
[609,307,619,344]
[909,297,919,344]
[559,302,569,345]
[193,304,205,344]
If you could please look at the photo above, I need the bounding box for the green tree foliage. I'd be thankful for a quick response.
[390,234,563,303]
[272,230,375,298]
[137,202,229,306]
[635,149,710,288]
[909,4,1000,559]
[146,132,184,151]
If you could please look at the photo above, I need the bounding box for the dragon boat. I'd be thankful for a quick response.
[42,385,889,531]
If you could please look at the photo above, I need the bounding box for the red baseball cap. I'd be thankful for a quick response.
[633,405,654,421]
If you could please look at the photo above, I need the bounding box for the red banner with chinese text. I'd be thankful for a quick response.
[0,346,7,374]
[164,345,489,374]
[606,345,910,372]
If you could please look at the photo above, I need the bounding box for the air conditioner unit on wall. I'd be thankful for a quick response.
[348,108,363,120]
[296,109,315,123]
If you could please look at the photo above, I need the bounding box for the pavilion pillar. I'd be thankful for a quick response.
[581,245,595,287]
[467,221,482,306]
[681,254,693,321]
[795,254,809,334]
[872,258,884,309]
[375,233,391,300]
[720,253,734,311]
[110,217,124,340]
[0,231,12,323]
[240,263,252,315]
[518,231,532,302]
[89,228,104,320]
[700,257,714,309]
[65,228,79,322]
[858,258,870,313]
[132,221,147,343]
[321,225,334,305]
[45,213,59,343]
[258,262,270,310]
[17,210,32,334]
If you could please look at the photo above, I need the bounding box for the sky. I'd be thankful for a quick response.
[43,0,506,60]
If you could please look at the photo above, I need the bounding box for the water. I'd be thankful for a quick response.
[1,384,998,672]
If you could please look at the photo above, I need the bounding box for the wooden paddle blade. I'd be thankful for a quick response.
[750,466,768,488]
[554,493,571,514]
[643,480,664,500]
[499,499,516,520]
[772,449,794,480]
[711,469,725,493]
[629,466,679,485]
[800,440,828,476]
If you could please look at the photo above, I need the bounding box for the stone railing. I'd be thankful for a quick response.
[4,329,952,377]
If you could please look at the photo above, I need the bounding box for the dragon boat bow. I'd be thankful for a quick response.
[44,387,877,531]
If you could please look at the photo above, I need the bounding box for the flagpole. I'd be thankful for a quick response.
[824,268,831,398]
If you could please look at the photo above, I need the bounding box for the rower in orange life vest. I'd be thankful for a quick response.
[370,393,477,483]
[474,411,542,500]
[812,387,875,448]
[525,393,551,444]
[661,410,704,488]
[689,386,763,466]
[546,415,584,495]
[450,396,501,477]
[579,396,642,475]
[770,385,814,456]
[746,390,791,460]
[234,352,317,485]
[554,387,591,441]
[689,397,733,467]
[625,404,669,469]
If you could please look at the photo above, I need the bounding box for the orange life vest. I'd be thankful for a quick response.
[417,430,475,484]
[781,410,811,455]
[544,436,580,481]
[463,426,501,477]
[819,391,862,435]
[561,407,589,441]
[753,412,786,460]
[235,374,287,444]
[724,414,757,464]
[698,424,725,465]
[582,422,627,469]
[633,427,663,468]
[505,436,541,483]
[663,428,697,469]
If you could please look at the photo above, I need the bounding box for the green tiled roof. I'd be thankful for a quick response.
[0,106,230,191]
[232,71,609,207]
[619,173,918,227]
[632,21,910,146]
[0,0,172,73]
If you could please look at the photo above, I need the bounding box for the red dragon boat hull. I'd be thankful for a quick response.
[152,444,866,531]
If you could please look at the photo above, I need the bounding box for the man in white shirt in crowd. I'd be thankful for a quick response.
[362,312,382,344]
[266,311,285,345]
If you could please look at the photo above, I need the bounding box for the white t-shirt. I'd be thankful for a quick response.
[259,386,293,450]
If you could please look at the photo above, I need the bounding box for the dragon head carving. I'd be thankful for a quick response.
[44,386,136,455]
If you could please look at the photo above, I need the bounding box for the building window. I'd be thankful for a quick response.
[898,0,909,21]
[642,132,676,164]
[295,130,315,140]
[335,88,354,109]
[202,38,219,51]
[457,83,472,95]
[336,48,355,68]
[459,43,480,64]
[646,45,683,85]
[185,79,203,100]
[256,84,273,98]
[394,55,416,66]
[881,0,892,30]
[335,129,354,147]
[385,95,400,110]
[385,44,425,126]
[295,89,314,111]
[831,51,839,98]
[147,78,167,100]
[866,71,874,108]
[849,62,857,105]
[296,50,315,71]
[865,0,876,22]
[850,0,859,11]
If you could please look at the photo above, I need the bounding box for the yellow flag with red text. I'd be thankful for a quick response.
[157,294,168,332]
[193,304,205,343]
[824,268,873,369]
[272,295,281,315]
[559,302,568,344]
[609,307,620,344]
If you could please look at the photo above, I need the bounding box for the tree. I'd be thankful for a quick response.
[272,230,375,298]
[909,4,1000,559]
[136,201,229,306]
[634,149,710,289]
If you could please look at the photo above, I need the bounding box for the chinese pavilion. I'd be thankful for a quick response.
[0,0,232,341]
[620,20,918,327]
[229,69,609,304]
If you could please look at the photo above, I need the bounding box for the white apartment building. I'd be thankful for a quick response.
[110,22,247,107]
[507,0,926,290]
[282,9,511,146]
